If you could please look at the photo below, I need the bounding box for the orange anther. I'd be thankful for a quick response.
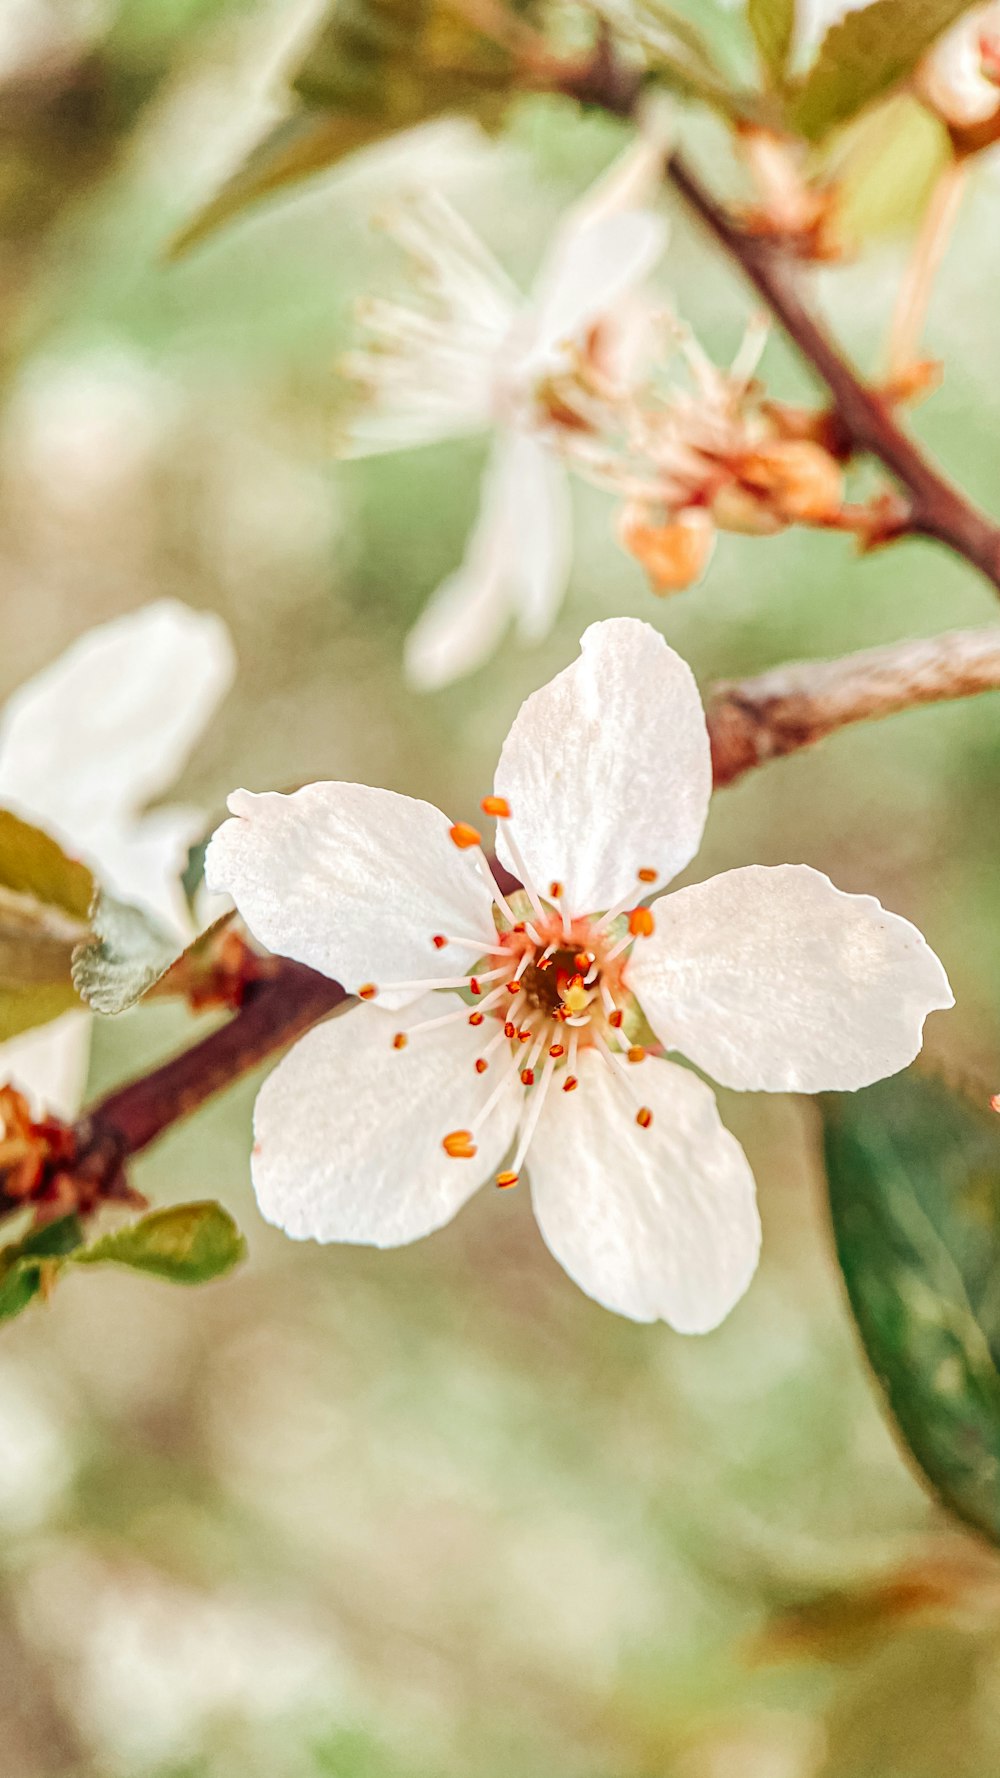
[470,978,482,995]
[637,867,658,884]
[574,952,592,971]
[504,1021,517,1039]
[496,1171,519,1189]
[521,1067,535,1086]
[468,1011,484,1027]
[443,1129,477,1159]
[549,880,564,899]
[392,1032,408,1050]
[512,922,526,934]
[562,1075,579,1093]
[608,1009,624,1029]
[518,1028,533,1043]
[432,934,448,950]
[506,980,520,994]
[636,1106,653,1129]
[549,1043,565,1058]
[627,1045,646,1064]
[449,821,481,850]
[481,795,511,818]
[629,907,655,938]
[475,1058,489,1074]
[358,982,377,1000]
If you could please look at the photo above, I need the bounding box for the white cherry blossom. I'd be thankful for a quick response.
[340,126,670,689]
[0,601,235,1117]
[206,618,952,1332]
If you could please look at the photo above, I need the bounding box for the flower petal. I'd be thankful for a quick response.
[493,618,711,914]
[205,783,498,1007]
[0,601,234,846]
[404,433,572,689]
[85,805,204,939]
[0,1011,92,1119]
[252,997,520,1245]
[528,1051,760,1331]
[629,864,954,1093]
[525,212,667,367]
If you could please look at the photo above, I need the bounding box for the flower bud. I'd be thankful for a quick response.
[915,4,1000,129]
[618,504,716,594]
[731,439,845,526]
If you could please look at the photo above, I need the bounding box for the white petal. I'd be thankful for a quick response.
[404,433,572,688]
[507,438,573,646]
[562,98,673,232]
[0,601,234,848]
[252,997,520,1245]
[629,864,954,1094]
[205,783,498,1007]
[0,1011,92,1120]
[494,618,711,914]
[85,805,203,940]
[528,1051,760,1331]
[526,212,667,366]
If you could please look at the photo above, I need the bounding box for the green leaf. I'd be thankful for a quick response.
[747,0,796,87]
[792,0,975,141]
[0,1216,84,1325]
[831,95,950,241]
[822,1071,1000,1545]
[75,1201,247,1285]
[170,0,527,255]
[0,809,93,1038]
[72,890,181,1015]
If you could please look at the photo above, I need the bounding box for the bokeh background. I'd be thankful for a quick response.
[2,3,1000,1775]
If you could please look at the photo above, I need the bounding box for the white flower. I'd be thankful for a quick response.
[0,601,235,1116]
[915,3,1000,128]
[206,618,952,1332]
[341,126,670,689]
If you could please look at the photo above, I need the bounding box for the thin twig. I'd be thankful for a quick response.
[707,624,1000,785]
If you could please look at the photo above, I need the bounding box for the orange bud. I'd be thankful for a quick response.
[619,504,716,594]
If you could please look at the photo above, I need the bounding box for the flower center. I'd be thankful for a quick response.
[360,798,661,1191]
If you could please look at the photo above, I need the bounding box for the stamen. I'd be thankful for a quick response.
[508,1049,558,1176]
[392,1032,408,1050]
[608,1008,624,1029]
[449,822,482,850]
[637,867,658,884]
[636,1107,654,1129]
[521,1067,535,1086]
[562,1076,579,1092]
[495,1170,519,1189]
[358,983,377,1000]
[442,1129,477,1158]
[549,881,563,900]
[368,966,508,998]
[628,907,655,938]
[480,795,511,818]
[432,934,448,949]
[627,1045,646,1064]
[549,1043,565,1058]
[469,1012,484,1026]
[493,819,546,923]
[475,1058,489,1074]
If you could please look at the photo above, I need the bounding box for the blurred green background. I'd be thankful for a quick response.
[2,3,1000,1775]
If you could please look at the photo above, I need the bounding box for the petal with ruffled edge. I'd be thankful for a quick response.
[0,1010,92,1120]
[629,864,954,1094]
[252,997,521,1245]
[205,783,498,1008]
[405,432,570,690]
[494,618,711,915]
[528,1050,760,1331]
[0,601,234,847]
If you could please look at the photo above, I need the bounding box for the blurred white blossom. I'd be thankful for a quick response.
[207,618,951,1332]
[0,601,234,1115]
[340,121,670,688]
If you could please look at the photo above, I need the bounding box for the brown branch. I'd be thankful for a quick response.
[707,624,1000,785]
[557,59,1000,593]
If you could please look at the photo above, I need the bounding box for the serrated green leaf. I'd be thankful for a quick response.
[72,890,181,1016]
[748,0,796,87]
[75,1202,247,1285]
[822,1072,1000,1545]
[0,1216,84,1325]
[792,0,975,142]
[170,0,526,255]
